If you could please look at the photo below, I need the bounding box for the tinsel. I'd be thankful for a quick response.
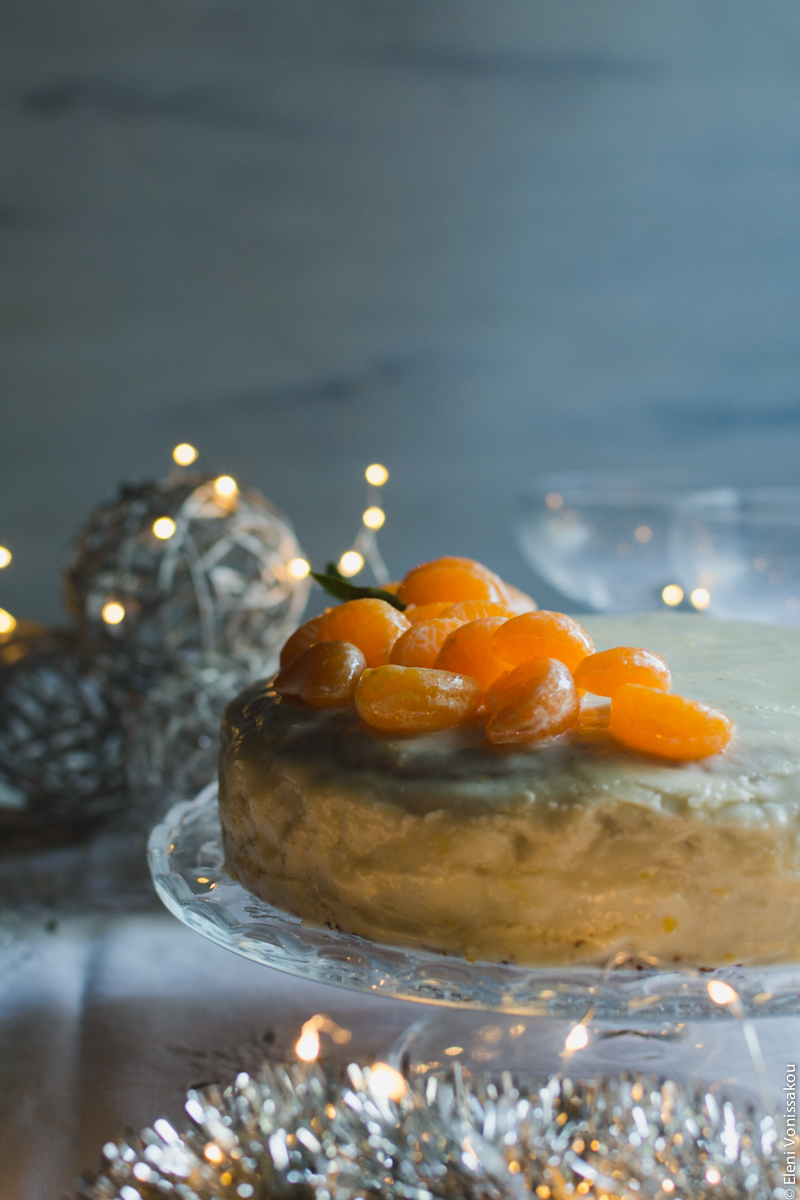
[76,1060,783,1200]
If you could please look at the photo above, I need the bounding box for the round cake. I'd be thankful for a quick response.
[219,612,800,968]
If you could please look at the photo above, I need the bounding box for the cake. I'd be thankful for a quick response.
[219,569,800,968]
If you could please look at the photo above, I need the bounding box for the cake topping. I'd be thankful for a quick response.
[280,555,735,761]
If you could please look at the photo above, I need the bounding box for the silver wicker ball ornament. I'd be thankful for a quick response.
[63,473,310,678]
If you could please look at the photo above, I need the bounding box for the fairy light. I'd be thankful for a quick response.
[635,525,653,543]
[214,475,238,498]
[362,506,385,530]
[101,601,125,625]
[707,980,738,1007]
[173,443,198,466]
[691,587,711,611]
[662,584,684,607]
[545,492,563,510]
[204,1143,224,1164]
[339,550,364,577]
[706,1168,722,1185]
[368,1062,408,1102]
[564,1024,589,1053]
[0,608,16,635]
[0,547,11,569]
[365,463,389,487]
[295,1025,320,1061]
[153,517,176,540]
[288,557,310,580]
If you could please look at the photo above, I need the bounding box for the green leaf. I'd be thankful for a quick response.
[310,570,406,611]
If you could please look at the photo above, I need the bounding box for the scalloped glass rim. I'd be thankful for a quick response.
[148,785,800,1022]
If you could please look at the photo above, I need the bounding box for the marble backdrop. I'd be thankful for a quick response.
[2,0,800,622]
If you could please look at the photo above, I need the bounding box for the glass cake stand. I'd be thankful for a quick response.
[148,785,799,1099]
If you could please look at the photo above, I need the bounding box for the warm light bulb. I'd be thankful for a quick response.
[0,608,16,635]
[214,475,238,498]
[153,517,176,540]
[564,1024,589,1053]
[362,506,385,530]
[545,492,564,510]
[662,584,684,607]
[102,601,126,625]
[0,547,11,569]
[288,557,310,580]
[635,525,653,543]
[173,443,198,466]
[295,1026,321,1062]
[365,463,389,487]
[707,980,738,1006]
[339,551,364,577]
[368,1062,408,1101]
[690,587,711,611]
[203,1143,224,1164]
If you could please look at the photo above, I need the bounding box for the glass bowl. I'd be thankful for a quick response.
[670,487,800,624]
[516,473,691,612]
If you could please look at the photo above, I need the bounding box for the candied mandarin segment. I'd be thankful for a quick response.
[355,665,482,733]
[279,609,343,668]
[317,598,410,668]
[389,618,463,668]
[492,611,595,673]
[404,601,454,624]
[434,616,509,690]
[441,599,515,622]
[504,582,538,615]
[610,683,735,761]
[274,640,366,708]
[574,646,671,697]
[398,556,511,607]
[486,657,579,746]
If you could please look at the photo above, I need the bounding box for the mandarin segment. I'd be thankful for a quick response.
[403,601,454,624]
[610,683,735,760]
[279,609,342,668]
[317,598,410,667]
[434,616,509,690]
[486,657,580,746]
[504,582,538,615]
[274,640,366,708]
[492,610,595,673]
[398,556,511,607]
[574,646,671,697]
[389,618,463,668]
[355,665,482,733]
[441,599,515,622]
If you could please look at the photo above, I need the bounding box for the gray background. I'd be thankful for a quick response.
[2,0,800,624]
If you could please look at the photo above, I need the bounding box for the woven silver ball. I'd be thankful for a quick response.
[0,630,129,832]
[64,474,309,677]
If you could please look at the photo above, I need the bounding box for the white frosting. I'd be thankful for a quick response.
[219,614,800,966]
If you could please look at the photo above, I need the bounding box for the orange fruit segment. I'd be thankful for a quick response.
[610,683,735,760]
[389,618,463,668]
[440,599,515,622]
[274,640,366,708]
[279,609,343,668]
[486,658,580,745]
[574,646,671,697]
[504,583,538,614]
[434,616,509,690]
[404,602,454,624]
[355,665,482,733]
[317,598,410,668]
[492,611,595,673]
[398,557,511,607]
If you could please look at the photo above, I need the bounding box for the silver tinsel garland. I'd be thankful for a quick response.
[76,1060,783,1200]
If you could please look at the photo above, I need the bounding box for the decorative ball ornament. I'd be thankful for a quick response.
[0,631,129,832]
[75,1060,783,1200]
[64,473,310,677]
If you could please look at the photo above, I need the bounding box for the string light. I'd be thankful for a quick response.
[635,525,653,543]
[153,517,177,540]
[0,547,11,569]
[214,475,238,498]
[545,492,563,510]
[365,463,389,487]
[368,1062,408,1102]
[691,587,711,611]
[295,1025,321,1062]
[0,608,16,635]
[339,550,364,577]
[707,980,738,1007]
[203,1144,224,1164]
[662,584,684,607]
[288,557,310,580]
[564,1024,589,1053]
[101,601,126,625]
[362,506,385,530]
[173,443,198,466]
